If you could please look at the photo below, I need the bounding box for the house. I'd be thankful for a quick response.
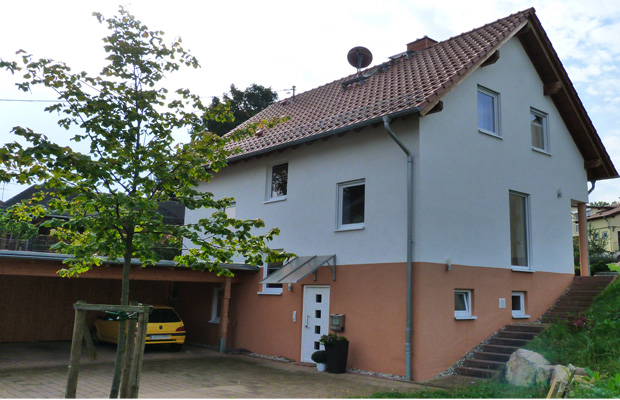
[185,8,618,381]
[573,203,620,256]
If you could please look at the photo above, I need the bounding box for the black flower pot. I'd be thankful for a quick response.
[324,341,349,373]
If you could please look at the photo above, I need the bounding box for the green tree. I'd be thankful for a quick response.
[0,7,289,397]
[574,227,611,265]
[205,83,278,136]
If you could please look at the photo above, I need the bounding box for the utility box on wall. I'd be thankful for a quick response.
[330,314,345,332]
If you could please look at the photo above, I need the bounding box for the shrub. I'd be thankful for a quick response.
[311,350,327,363]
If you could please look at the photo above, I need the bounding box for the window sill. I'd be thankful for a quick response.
[335,225,365,232]
[512,315,531,319]
[257,291,282,296]
[478,129,502,139]
[532,147,551,156]
[264,197,287,204]
[454,316,478,320]
[511,267,533,273]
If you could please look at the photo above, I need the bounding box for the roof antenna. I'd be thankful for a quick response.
[347,46,373,74]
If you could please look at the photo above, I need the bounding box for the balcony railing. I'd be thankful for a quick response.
[0,235,58,253]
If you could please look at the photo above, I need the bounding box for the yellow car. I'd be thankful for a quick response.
[92,306,186,351]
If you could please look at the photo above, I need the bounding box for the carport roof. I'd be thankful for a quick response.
[0,250,259,271]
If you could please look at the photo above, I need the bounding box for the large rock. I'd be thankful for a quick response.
[505,349,553,386]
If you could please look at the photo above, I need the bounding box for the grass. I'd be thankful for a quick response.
[369,279,620,398]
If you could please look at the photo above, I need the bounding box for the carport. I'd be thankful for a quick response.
[0,250,257,349]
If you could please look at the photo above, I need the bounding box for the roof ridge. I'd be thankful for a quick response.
[441,8,534,44]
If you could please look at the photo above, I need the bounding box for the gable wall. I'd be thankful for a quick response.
[186,118,420,265]
[416,37,587,273]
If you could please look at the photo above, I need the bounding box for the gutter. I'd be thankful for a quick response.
[382,115,415,381]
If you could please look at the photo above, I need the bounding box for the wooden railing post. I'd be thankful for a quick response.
[65,300,86,398]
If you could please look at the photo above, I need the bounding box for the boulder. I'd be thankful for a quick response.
[505,349,553,386]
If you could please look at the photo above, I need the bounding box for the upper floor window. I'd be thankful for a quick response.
[531,108,549,152]
[267,163,288,201]
[478,86,500,137]
[337,179,365,231]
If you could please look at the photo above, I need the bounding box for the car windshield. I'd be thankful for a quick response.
[149,308,181,323]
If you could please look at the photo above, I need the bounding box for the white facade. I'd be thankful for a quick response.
[186,37,587,275]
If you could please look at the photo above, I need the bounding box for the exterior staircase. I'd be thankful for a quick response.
[454,275,616,378]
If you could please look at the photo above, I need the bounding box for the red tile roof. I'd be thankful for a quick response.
[588,204,620,220]
[225,8,617,181]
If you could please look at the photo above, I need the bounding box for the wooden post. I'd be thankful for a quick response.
[119,302,138,398]
[129,304,150,398]
[578,202,590,276]
[82,323,97,361]
[65,301,86,398]
[219,277,232,353]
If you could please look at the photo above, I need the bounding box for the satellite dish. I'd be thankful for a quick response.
[347,46,373,71]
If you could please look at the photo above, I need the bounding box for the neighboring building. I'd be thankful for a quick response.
[184,9,617,380]
[572,204,620,255]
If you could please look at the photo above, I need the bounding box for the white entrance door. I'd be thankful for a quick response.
[301,285,330,362]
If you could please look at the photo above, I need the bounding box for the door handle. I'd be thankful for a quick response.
[305,315,310,328]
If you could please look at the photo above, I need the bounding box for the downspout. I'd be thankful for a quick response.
[383,115,414,381]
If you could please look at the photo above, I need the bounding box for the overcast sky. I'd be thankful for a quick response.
[1,0,619,203]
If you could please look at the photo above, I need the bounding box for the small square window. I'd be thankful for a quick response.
[531,109,548,152]
[478,86,500,136]
[454,289,476,319]
[268,163,288,200]
[337,179,365,230]
[512,291,530,318]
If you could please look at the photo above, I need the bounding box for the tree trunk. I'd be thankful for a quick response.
[110,230,134,398]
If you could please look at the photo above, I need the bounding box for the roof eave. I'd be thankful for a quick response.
[228,106,421,162]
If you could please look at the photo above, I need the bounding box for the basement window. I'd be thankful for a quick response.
[511,291,530,319]
[455,289,477,320]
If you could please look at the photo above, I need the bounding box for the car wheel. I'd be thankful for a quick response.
[91,327,100,344]
[170,343,183,352]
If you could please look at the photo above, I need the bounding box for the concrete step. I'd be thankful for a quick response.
[454,366,499,379]
[490,337,529,347]
[497,330,538,340]
[473,351,511,362]
[481,344,519,354]
[573,276,615,283]
[554,300,593,308]
[503,324,546,333]
[465,359,505,370]
[551,306,590,314]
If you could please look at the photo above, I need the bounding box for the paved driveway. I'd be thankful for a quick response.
[0,342,428,398]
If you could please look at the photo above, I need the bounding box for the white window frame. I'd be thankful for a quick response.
[336,179,365,231]
[209,287,223,323]
[509,191,531,270]
[511,291,530,319]
[477,85,501,137]
[224,201,236,219]
[266,163,288,202]
[454,289,477,320]
[259,256,284,295]
[531,108,549,153]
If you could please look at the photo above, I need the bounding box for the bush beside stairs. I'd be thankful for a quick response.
[454,275,616,379]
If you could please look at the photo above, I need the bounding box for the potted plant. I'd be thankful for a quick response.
[311,350,327,372]
[319,333,349,373]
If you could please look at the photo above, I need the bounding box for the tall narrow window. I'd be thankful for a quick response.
[260,251,284,295]
[531,108,548,152]
[478,86,500,136]
[509,192,530,267]
[337,180,365,230]
[268,163,288,200]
